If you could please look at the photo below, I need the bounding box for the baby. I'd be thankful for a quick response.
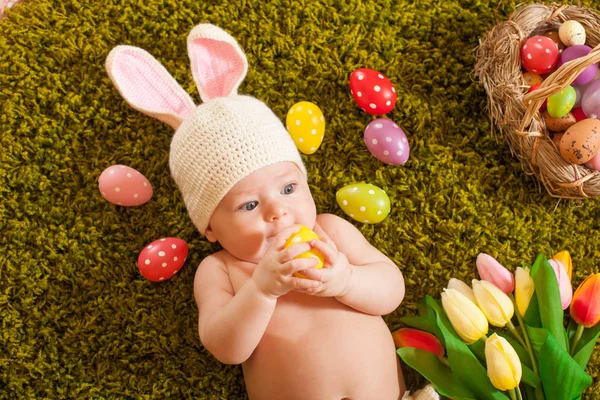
[106,23,427,400]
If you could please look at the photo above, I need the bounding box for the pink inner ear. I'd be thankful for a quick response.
[189,39,246,100]
[114,50,194,119]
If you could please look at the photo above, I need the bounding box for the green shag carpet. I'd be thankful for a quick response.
[1,0,599,398]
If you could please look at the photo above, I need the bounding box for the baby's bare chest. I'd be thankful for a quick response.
[226,261,400,399]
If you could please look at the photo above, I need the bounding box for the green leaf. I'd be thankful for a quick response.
[525,325,548,356]
[399,315,435,333]
[468,339,485,363]
[523,291,541,328]
[426,296,446,347]
[397,348,476,399]
[530,254,567,350]
[538,329,592,399]
[521,364,542,389]
[572,324,600,370]
[425,297,509,400]
[418,298,429,316]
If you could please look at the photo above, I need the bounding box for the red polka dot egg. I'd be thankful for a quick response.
[349,68,396,115]
[137,238,188,282]
[98,165,153,206]
[520,36,559,75]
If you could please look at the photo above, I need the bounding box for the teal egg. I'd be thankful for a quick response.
[335,183,391,224]
[547,86,576,118]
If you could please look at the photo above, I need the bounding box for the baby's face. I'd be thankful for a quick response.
[205,162,316,263]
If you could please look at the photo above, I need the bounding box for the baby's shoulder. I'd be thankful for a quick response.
[315,213,356,235]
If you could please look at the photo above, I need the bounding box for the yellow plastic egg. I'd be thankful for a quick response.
[285,101,325,154]
[284,225,324,278]
[336,183,391,224]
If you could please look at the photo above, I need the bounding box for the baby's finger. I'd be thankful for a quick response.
[296,267,323,281]
[311,239,338,267]
[289,276,322,291]
[321,235,338,251]
[278,242,312,263]
[273,225,302,249]
[283,256,320,276]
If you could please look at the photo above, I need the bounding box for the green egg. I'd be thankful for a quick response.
[335,183,391,224]
[547,85,576,118]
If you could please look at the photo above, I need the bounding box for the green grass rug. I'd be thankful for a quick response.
[1,0,599,398]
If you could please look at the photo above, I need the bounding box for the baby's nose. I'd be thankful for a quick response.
[267,202,287,221]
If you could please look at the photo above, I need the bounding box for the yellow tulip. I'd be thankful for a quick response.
[515,267,535,318]
[441,288,489,344]
[552,250,572,280]
[472,279,514,327]
[485,333,522,391]
[447,278,477,304]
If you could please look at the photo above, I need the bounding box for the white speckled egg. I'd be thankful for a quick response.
[336,183,390,224]
[98,165,153,206]
[559,21,586,46]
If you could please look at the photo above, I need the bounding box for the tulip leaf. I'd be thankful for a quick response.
[425,297,509,400]
[530,254,567,350]
[426,297,446,348]
[397,348,476,399]
[572,324,600,370]
[418,298,429,316]
[525,325,548,356]
[538,329,592,399]
[399,315,435,334]
[467,339,485,363]
[523,291,541,328]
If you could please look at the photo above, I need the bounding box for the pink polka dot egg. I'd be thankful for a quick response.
[98,164,153,206]
[364,118,410,165]
[137,238,188,282]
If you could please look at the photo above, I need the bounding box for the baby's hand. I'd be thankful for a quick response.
[251,225,322,299]
[296,236,353,298]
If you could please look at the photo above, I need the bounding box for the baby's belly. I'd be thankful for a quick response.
[242,292,403,400]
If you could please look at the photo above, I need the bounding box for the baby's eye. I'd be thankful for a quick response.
[282,183,296,195]
[240,201,258,211]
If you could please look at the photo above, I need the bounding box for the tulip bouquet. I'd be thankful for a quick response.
[395,252,600,400]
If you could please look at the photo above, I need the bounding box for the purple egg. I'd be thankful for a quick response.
[364,118,410,165]
[582,79,600,118]
[557,45,598,86]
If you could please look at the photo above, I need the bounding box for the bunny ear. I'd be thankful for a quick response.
[187,24,248,103]
[106,46,196,130]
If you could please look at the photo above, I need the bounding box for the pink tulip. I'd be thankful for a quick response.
[476,253,515,294]
[548,259,573,310]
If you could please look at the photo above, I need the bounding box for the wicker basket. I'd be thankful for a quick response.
[475,3,600,199]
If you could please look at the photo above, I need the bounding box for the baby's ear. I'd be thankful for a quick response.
[204,225,218,243]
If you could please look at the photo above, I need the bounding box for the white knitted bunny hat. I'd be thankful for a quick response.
[105,24,306,235]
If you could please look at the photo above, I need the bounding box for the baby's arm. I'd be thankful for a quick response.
[316,213,405,316]
[194,226,321,365]
[193,256,276,365]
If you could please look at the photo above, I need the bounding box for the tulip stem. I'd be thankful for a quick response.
[510,293,539,376]
[516,386,524,400]
[508,388,517,400]
[570,324,585,356]
[507,320,526,349]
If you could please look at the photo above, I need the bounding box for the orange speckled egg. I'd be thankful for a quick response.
[559,119,600,164]
[543,110,576,132]
[523,72,543,87]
